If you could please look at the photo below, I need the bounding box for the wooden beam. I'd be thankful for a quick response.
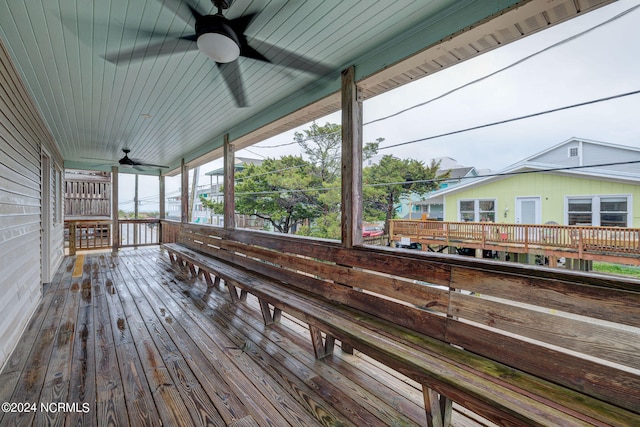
[181,159,188,223]
[341,66,363,248]
[224,133,235,229]
[111,166,119,252]
[159,175,165,243]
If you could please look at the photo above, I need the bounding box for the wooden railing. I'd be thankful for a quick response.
[390,219,640,263]
[66,219,163,253]
[65,220,112,254]
[118,219,160,248]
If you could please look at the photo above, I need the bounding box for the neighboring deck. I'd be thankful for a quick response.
[390,219,640,265]
[0,247,492,427]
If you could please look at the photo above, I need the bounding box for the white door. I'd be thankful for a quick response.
[516,197,541,242]
[516,197,541,224]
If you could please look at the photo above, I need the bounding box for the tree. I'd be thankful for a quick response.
[364,155,442,233]
[294,122,341,182]
[199,196,223,215]
[235,156,323,233]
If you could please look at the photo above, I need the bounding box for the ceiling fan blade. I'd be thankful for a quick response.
[103,38,198,64]
[240,44,269,63]
[217,61,247,108]
[252,41,332,75]
[228,13,257,36]
[131,160,170,168]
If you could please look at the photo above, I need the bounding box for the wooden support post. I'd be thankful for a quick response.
[181,159,189,224]
[159,174,165,243]
[309,325,335,359]
[68,222,77,256]
[223,133,235,229]
[111,166,119,252]
[341,65,363,248]
[422,385,452,427]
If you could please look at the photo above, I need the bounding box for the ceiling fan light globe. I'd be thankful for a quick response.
[197,32,240,63]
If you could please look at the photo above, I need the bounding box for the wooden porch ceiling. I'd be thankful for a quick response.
[0,247,493,426]
[0,0,615,175]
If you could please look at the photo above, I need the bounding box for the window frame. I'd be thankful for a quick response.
[565,194,631,227]
[458,198,497,222]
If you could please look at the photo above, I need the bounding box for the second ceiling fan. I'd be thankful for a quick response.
[104,0,328,107]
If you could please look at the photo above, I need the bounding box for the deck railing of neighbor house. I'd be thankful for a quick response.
[390,219,640,263]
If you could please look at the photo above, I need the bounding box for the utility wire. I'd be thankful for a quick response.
[378,89,640,151]
[364,4,639,127]
[252,5,639,151]
[231,159,640,197]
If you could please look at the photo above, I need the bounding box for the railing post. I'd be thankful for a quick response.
[69,222,76,256]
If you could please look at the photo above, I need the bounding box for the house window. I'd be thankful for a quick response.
[567,198,592,225]
[567,196,629,227]
[459,199,496,222]
[568,147,579,158]
[600,197,628,227]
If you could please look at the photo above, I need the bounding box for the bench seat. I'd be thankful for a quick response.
[163,239,639,427]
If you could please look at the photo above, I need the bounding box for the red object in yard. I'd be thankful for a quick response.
[363,226,384,237]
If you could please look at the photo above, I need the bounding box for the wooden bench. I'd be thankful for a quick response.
[164,224,640,426]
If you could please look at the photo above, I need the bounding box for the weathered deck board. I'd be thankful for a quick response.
[0,247,496,427]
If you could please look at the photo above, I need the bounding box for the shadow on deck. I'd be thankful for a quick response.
[0,247,492,426]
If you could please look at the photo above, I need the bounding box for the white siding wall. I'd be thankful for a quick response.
[0,41,63,368]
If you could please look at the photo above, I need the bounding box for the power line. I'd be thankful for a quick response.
[251,5,639,152]
[363,4,639,128]
[378,89,640,151]
[231,159,640,197]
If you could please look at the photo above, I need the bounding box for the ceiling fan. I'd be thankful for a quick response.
[83,149,169,170]
[117,149,169,169]
[103,0,330,107]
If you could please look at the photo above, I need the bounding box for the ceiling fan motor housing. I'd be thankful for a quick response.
[212,0,233,10]
[196,14,241,63]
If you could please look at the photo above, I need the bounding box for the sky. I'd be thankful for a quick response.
[121,0,640,212]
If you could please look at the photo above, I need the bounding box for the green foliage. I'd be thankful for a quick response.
[235,156,323,233]
[593,262,640,278]
[199,195,223,213]
[363,155,442,232]
[294,122,341,182]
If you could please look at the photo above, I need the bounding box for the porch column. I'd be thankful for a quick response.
[181,159,189,223]
[111,166,119,252]
[341,65,363,248]
[224,133,235,229]
[159,174,165,242]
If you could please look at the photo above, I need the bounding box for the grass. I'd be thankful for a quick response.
[593,262,640,279]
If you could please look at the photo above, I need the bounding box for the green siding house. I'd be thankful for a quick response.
[421,138,640,227]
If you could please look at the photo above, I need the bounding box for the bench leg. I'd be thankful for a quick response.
[341,342,354,355]
[187,262,198,279]
[259,300,282,325]
[203,271,214,287]
[168,251,176,264]
[422,385,452,427]
[226,282,248,303]
[309,325,335,359]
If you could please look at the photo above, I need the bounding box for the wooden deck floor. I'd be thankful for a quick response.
[0,247,493,426]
